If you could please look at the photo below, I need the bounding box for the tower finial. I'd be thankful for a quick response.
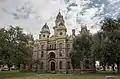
[58,8,61,15]
[55,9,65,26]
[59,8,61,12]
[45,22,47,25]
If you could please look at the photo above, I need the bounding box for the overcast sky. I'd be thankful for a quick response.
[0,0,120,39]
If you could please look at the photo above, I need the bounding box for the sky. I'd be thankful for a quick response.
[0,0,120,39]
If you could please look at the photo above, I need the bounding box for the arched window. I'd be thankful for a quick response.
[51,62,55,71]
[50,52,55,58]
[40,62,44,69]
[41,51,44,57]
[67,61,71,69]
[59,61,63,69]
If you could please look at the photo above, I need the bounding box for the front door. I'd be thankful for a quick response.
[51,62,55,71]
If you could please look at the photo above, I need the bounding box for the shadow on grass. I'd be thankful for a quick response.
[0,71,35,79]
[71,71,120,76]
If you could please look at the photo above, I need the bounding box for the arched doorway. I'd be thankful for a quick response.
[51,62,55,71]
[48,52,56,72]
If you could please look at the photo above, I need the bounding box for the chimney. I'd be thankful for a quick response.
[72,29,75,36]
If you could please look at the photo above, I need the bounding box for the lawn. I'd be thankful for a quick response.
[0,71,117,79]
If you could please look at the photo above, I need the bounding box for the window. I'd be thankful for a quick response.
[41,45,44,50]
[50,52,55,58]
[52,45,54,49]
[67,61,71,69]
[59,61,63,69]
[59,50,62,56]
[47,45,49,49]
[50,45,52,49]
[33,53,37,59]
[41,51,44,57]
[48,44,56,50]
[53,44,56,49]
[67,44,70,48]
[60,32,63,35]
[40,62,44,69]
[43,35,45,37]
[59,43,62,48]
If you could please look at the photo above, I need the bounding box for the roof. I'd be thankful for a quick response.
[56,12,63,19]
[40,23,50,33]
[42,23,49,29]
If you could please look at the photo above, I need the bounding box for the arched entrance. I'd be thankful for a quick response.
[51,62,55,71]
[48,52,56,72]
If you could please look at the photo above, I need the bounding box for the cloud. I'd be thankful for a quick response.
[0,0,120,39]
[107,0,120,5]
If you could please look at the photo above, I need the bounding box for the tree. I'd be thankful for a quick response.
[92,31,109,71]
[0,28,10,65]
[100,17,120,73]
[70,33,93,70]
[0,26,34,70]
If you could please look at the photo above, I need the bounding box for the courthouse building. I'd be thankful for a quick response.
[32,11,93,73]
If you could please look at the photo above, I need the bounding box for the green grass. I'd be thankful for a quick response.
[0,71,34,79]
[0,71,118,79]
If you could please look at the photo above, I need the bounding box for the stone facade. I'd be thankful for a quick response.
[32,11,92,73]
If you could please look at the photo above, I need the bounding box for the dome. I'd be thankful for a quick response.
[40,23,50,34]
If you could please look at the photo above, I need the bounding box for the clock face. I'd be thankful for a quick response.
[60,32,63,35]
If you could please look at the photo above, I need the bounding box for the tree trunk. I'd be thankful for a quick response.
[112,64,115,71]
[103,65,106,71]
[17,64,20,70]
[29,64,32,71]
[7,65,12,71]
[8,67,10,71]
[93,56,96,72]
[116,62,120,73]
